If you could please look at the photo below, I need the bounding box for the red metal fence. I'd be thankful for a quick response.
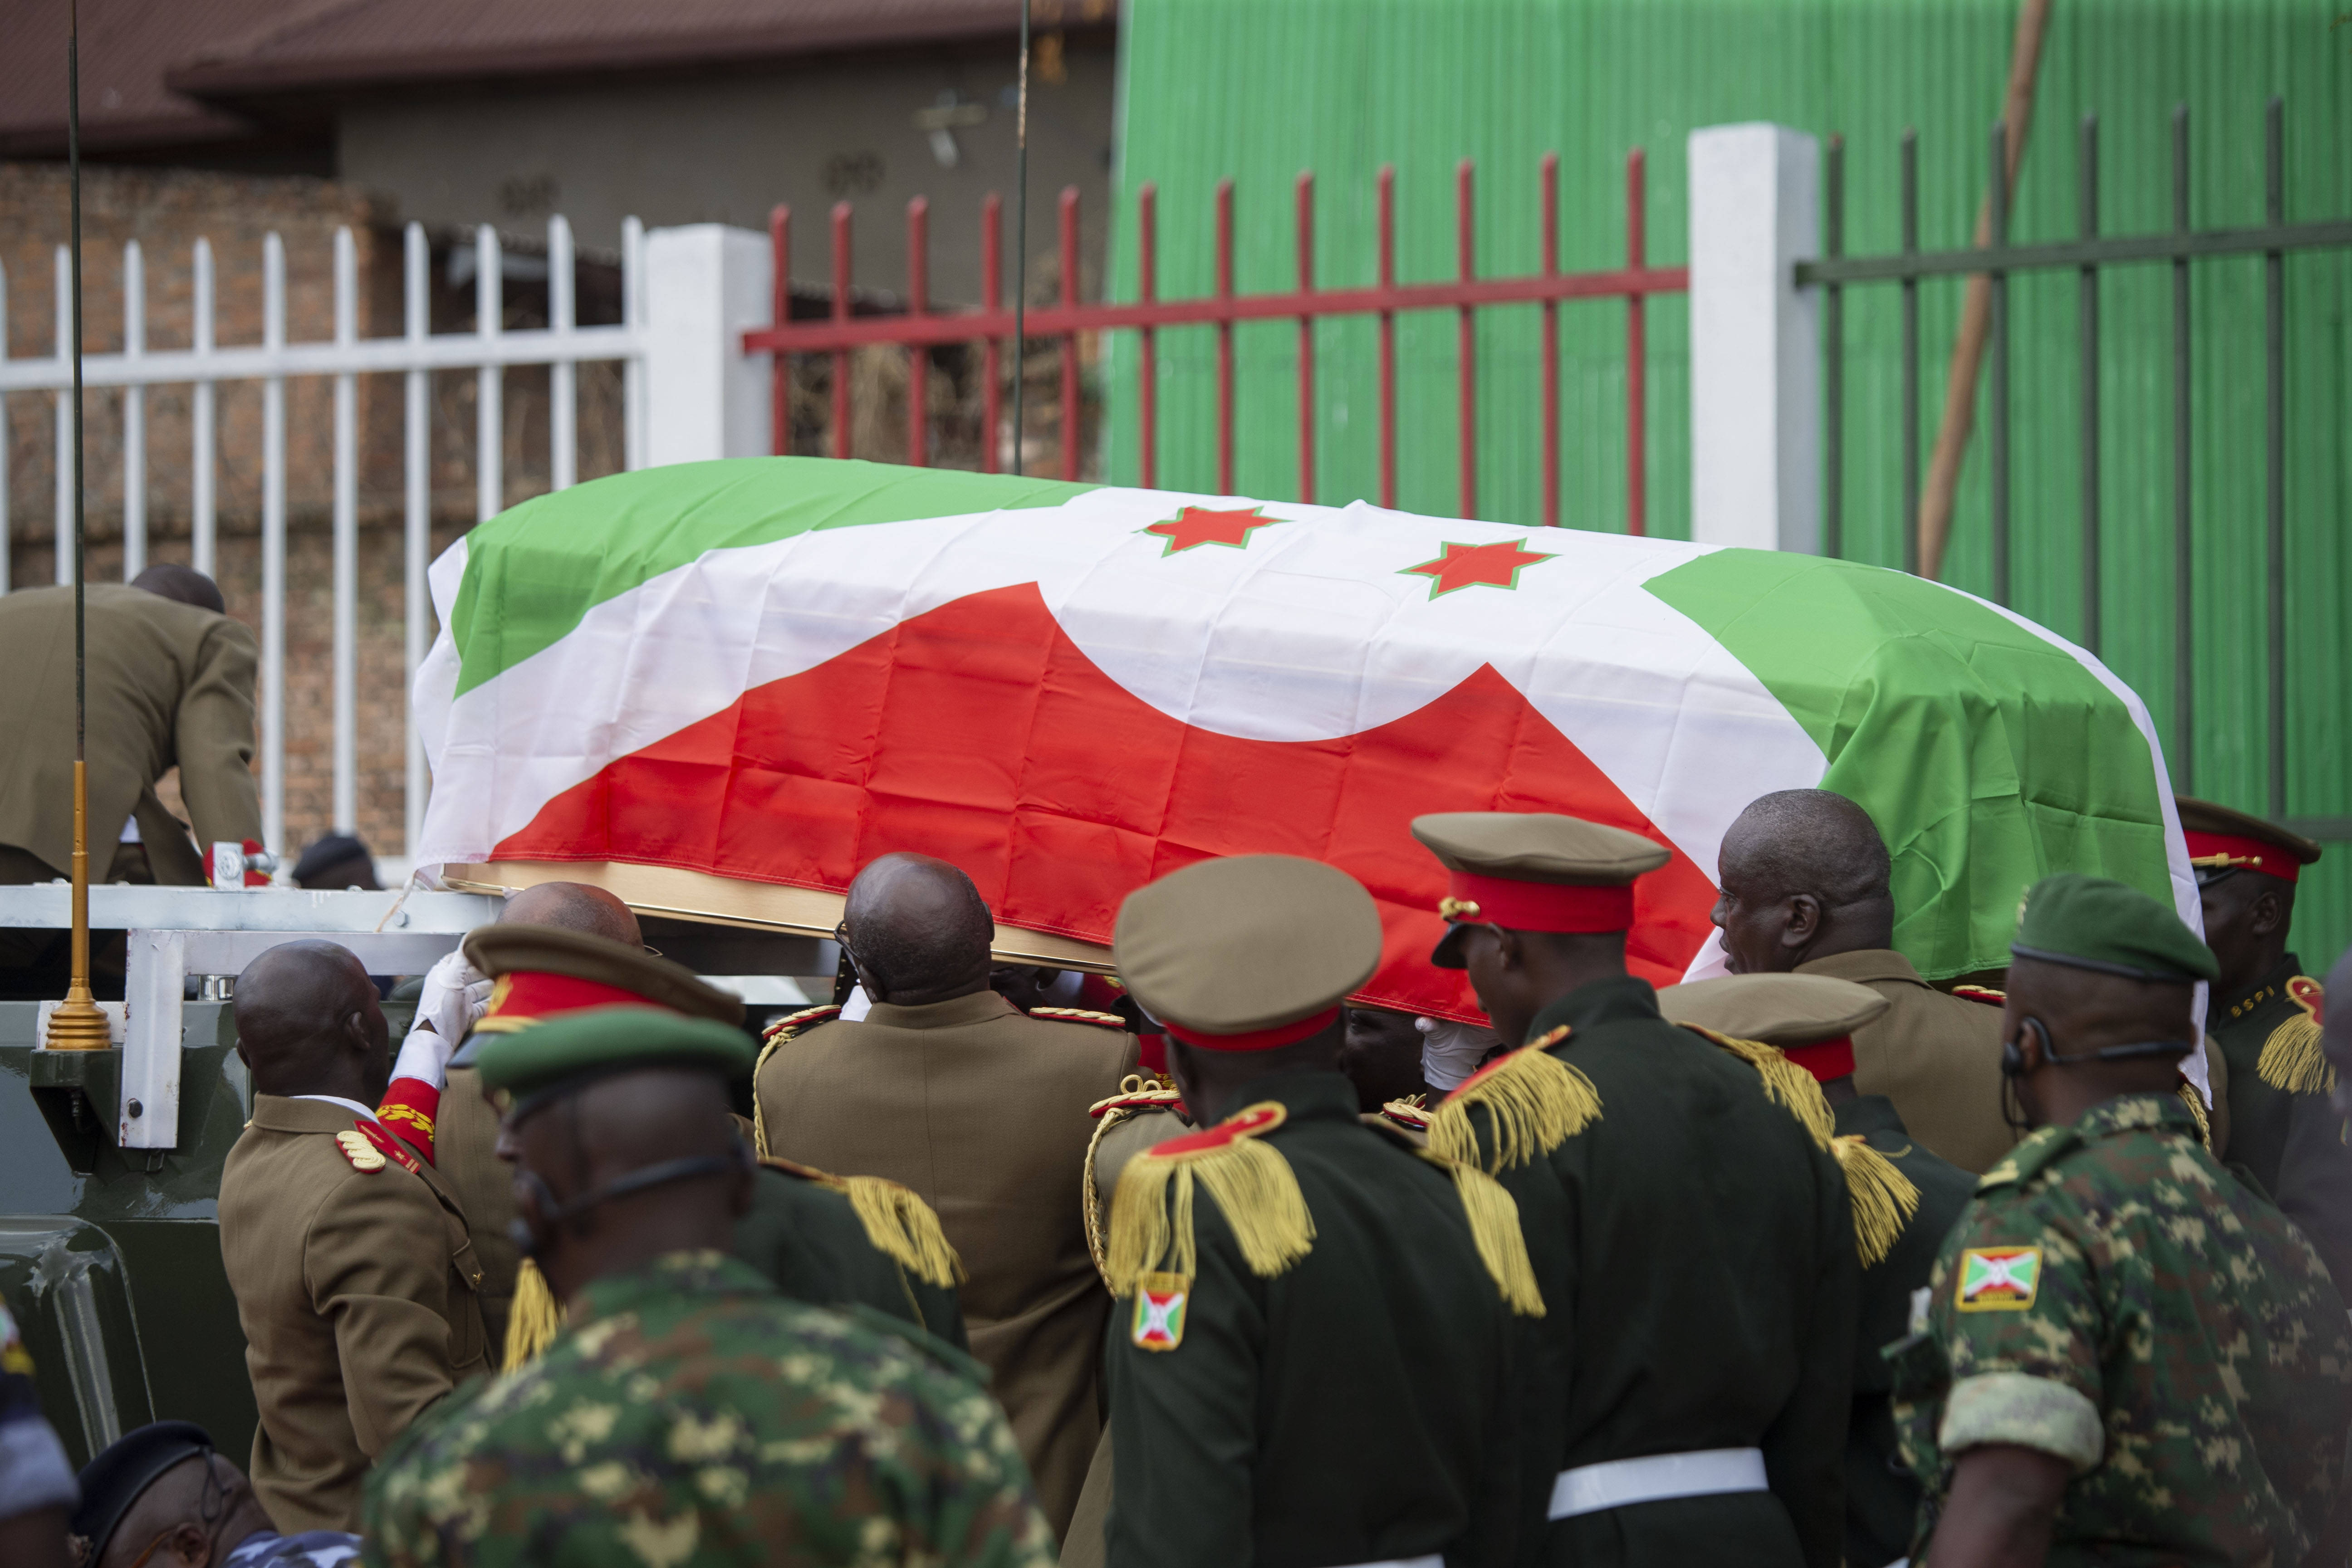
[742,150,1687,531]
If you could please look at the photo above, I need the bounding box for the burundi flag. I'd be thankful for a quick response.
[413,457,2200,1048]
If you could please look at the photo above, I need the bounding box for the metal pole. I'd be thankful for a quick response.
[52,0,109,1049]
[2263,96,2286,821]
[1823,134,1844,561]
[1900,130,1920,576]
[1011,0,1029,476]
[1989,120,2011,607]
[2171,103,2194,792]
[2078,114,2100,655]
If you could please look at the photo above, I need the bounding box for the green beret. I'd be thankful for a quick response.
[472,1005,757,1115]
[2010,873,2216,985]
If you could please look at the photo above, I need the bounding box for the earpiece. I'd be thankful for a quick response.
[2000,1017,2047,1078]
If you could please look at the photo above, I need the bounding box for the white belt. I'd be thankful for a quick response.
[1548,1447,1769,1519]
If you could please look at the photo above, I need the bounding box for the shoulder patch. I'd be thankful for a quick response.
[1379,1097,1433,1132]
[760,1003,843,1044]
[336,1127,387,1172]
[1031,1006,1131,1031]
[1950,984,2006,1007]
[1955,1245,2043,1311]
[1130,1270,1191,1351]
[354,1119,421,1174]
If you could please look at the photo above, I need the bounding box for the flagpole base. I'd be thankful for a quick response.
[45,986,113,1051]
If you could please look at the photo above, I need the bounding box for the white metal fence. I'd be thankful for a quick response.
[0,215,648,861]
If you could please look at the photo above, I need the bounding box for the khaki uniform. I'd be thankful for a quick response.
[431,1066,519,1356]
[0,582,260,885]
[755,989,1137,1539]
[220,1096,490,1533]
[1796,947,2019,1173]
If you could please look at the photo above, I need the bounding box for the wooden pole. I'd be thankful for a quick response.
[1916,0,2053,582]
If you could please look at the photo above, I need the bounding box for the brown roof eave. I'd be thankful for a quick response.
[166,15,1107,105]
[0,112,265,161]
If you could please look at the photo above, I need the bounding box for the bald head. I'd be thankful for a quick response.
[841,853,995,1005]
[1713,790,1896,973]
[232,941,390,1102]
[501,882,642,948]
[130,563,225,615]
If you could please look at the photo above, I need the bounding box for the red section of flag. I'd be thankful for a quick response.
[491,584,1720,1023]
[1142,505,1276,554]
[1401,539,1558,597]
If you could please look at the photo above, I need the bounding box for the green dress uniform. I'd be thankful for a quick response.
[736,1156,968,1350]
[1099,854,1536,1568]
[363,1007,1057,1568]
[1891,872,2352,1566]
[1414,813,1854,1568]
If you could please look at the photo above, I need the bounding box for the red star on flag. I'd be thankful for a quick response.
[1143,506,1279,556]
[1401,539,1558,598]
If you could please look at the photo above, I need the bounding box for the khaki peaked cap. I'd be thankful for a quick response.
[461,923,745,1024]
[1114,855,1381,1035]
[1655,973,1890,1046]
[1411,812,1671,884]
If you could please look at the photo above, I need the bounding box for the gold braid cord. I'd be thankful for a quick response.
[1415,1150,1544,1317]
[1104,1104,1313,1296]
[2256,978,2332,1095]
[749,1004,844,1157]
[502,1257,564,1371]
[2178,1082,2214,1149]
[1083,1105,1128,1287]
[1828,1136,1922,1269]
[1426,1031,1601,1175]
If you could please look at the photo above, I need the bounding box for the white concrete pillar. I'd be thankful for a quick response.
[643,224,773,467]
[1688,124,1821,554]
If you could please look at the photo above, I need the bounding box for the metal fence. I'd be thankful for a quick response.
[0,217,648,860]
[1802,98,2352,832]
[741,152,1687,532]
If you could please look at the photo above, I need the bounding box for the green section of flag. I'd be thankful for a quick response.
[1645,551,2171,981]
[451,458,1096,695]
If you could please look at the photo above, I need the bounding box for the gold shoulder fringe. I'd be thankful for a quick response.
[1426,1031,1600,1174]
[1829,1135,1921,1269]
[1681,1024,1837,1147]
[503,1256,564,1370]
[838,1174,966,1288]
[1104,1105,1313,1295]
[2178,1081,2214,1149]
[1416,1149,1544,1316]
[2256,979,2332,1095]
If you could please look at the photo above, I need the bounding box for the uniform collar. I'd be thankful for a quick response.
[571,1250,775,1326]
[292,1093,381,1124]
[2215,952,2304,1020]
[862,988,1018,1031]
[1527,972,1661,1041]
[2071,1091,2199,1143]
[1794,947,1931,989]
[1207,1068,1359,1129]
[250,1094,376,1134]
[1832,1093,1909,1140]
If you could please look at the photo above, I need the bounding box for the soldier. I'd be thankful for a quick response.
[2178,797,2352,1292]
[1891,873,2352,1564]
[0,1291,74,1568]
[70,1422,362,1568]
[1413,811,1852,1568]
[1337,1004,1439,1114]
[755,853,1137,1539]
[1712,789,2022,1173]
[218,941,490,1533]
[363,1006,1057,1568]
[1657,973,1975,1568]
[1100,853,1531,1568]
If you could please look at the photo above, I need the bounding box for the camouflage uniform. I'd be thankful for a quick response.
[361,1250,1055,1568]
[1891,1092,2352,1565]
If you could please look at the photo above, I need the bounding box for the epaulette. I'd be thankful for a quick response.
[1379,1096,1433,1132]
[1950,985,2006,1008]
[1407,1143,1545,1316]
[1425,1025,1600,1175]
[2257,976,2330,1095]
[1105,1102,1312,1296]
[1085,1076,1185,1283]
[1031,1006,1131,1031]
[751,1004,846,1156]
[1975,1123,2080,1194]
[1679,1024,1835,1145]
[757,1156,965,1287]
[1090,1074,1185,1119]
[337,1120,421,1176]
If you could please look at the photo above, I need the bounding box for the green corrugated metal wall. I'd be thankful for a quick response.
[1103,0,2352,971]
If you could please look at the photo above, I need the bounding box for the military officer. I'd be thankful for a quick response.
[1414,811,1852,1568]
[2177,797,2352,1292]
[1712,789,2023,1173]
[755,853,1137,1540]
[1657,973,1975,1568]
[363,1006,1057,1568]
[218,941,490,1533]
[1891,873,2352,1564]
[1099,853,1530,1568]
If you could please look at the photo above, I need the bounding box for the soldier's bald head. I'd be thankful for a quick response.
[1721,790,1893,911]
[232,940,388,1097]
[842,853,995,1003]
[501,882,642,948]
[130,563,225,615]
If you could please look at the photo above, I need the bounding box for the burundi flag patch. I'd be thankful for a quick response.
[1132,1271,1191,1351]
[1955,1246,2043,1311]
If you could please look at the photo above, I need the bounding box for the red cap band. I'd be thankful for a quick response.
[1443,870,1635,933]
[476,970,670,1029]
[2185,830,2299,882]
[1783,1036,1856,1083]
[1161,1005,1342,1054]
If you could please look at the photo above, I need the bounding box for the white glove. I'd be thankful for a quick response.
[417,949,493,1045]
[391,1024,458,1092]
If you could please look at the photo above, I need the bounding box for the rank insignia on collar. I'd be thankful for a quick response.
[1132,1271,1190,1351]
[1955,1245,2041,1311]
[335,1129,387,1172]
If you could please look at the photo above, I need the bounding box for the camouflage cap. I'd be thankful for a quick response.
[2011,872,2218,985]
[1114,855,1380,1049]
[472,1004,757,1117]
[1410,811,1671,967]
[2175,795,2323,883]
